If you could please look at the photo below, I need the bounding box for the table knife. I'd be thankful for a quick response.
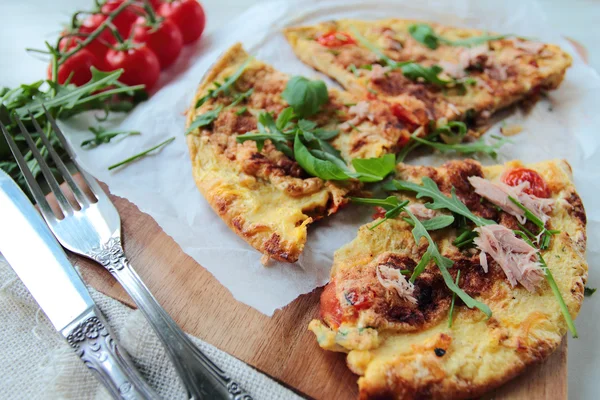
[0,170,158,400]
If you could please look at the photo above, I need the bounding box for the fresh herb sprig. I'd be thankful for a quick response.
[386,177,496,227]
[108,136,175,171]
[408,23,510,50]
[448,270,461,327]
[81,126,140,149]
[508,196,559,249]
[404,208,492,316]
[514,231,577,338]
[350,196,409,229]
[195,58,253,109]
[0,68,145,190]
[350,26,470,88]
[410,133,509,158]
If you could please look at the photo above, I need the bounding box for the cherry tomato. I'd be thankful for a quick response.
[132,16,183,69]
[502,167,550,198]
[158,0,206,44]
[47,49,98,86]
[105,45,161,91]
[79,13,116,64]
[100,0,143,37]
[316,32,356,47]
[320,281,342,328]
[149,0,164,10]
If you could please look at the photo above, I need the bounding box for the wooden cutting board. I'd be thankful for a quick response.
[70,187,567,400]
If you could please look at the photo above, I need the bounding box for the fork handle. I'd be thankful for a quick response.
[91,237,252,400]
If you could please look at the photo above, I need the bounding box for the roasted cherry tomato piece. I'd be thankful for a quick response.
[502,167,550,198]
[391,103,421,126]
[132,16,183,69]
[105,45,161,91]
[316,31,356,47]
[47,49,98,86]
[158,0,206,44]
[320,281,343,328]
[372,206,387,220]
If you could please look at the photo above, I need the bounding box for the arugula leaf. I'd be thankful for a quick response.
[81,127,140,149]
[185,105,223,135]
[211,58,253,98]
[508,196,559,250]
[408,23,510,49]
[388,177,496,227]
[453,228,478,249]
[235,107,247,116]
[408,24,439,49]
[350,196,409,230]
[404,208,492,317]
[351,153,396,182]
[436,121,468,144]
[282,76,329,118]
[411,134,509,158]
[517,233,577,338]
[294,134,351,181]
[448,270,461,327]
[108,137,175,171]
[228,88,254,108]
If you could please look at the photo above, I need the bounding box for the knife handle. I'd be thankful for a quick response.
[91,237,252,400]
[61,307,158,400]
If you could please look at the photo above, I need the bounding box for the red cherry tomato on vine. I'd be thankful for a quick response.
[132,16,183,69]
[320,281,342,328]
[105,45,161,91]
[149,0,164,10]
[502,168,550,198]
[317,31,356,47]
[100,0,143,37]
[158,0,205,44]
[79,13,116,65]
[47,49,98,86]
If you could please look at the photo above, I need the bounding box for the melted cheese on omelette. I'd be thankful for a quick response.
[186,44,428,262]
[285,19,572,131]
[309,159,587,399]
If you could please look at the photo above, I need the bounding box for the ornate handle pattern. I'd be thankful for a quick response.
[90,237,253,400]
[61,307,158,400]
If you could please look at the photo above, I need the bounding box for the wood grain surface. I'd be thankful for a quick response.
[71,188,567,400]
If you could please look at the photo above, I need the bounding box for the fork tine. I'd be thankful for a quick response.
[0,122,56,222]
[29,111,91,208]
[13,114,74,216]
[42,105,101,201]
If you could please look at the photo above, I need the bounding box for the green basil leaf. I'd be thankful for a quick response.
[185,105,223,134]
[293,134,350,181]
[276,107,296,130]
[408,24,439,49]
[351,153,395,182]
[313,128,339,140]
[282,76,329,118]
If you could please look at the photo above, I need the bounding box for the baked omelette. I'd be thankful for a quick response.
[186,44,429,263]
[309,159,587,399]
[284,19,572,131]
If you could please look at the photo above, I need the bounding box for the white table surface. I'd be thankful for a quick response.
[1,1,598,399]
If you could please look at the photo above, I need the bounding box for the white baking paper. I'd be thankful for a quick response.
[60,0,599,330]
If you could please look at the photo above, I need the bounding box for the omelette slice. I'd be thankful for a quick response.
[309,159,587,399]
[186,44,420,262]
[284,19,572,130]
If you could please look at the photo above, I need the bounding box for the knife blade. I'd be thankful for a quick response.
[0,170,157,400]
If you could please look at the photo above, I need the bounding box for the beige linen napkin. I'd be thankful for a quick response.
[0,258,302,399]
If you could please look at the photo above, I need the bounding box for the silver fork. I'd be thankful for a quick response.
[1,107,253,400]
